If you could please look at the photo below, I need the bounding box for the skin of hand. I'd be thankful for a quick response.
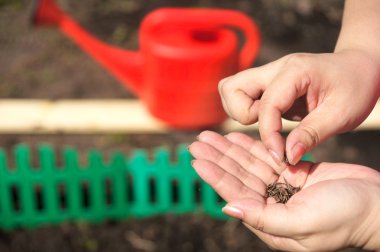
[218,0,380,166]
[189,131,380,251]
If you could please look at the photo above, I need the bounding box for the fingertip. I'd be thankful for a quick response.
[196,130,221,143]
[190,159,203,171]
[286,125,318,165]
[187,143,198,160]
[262,133,285,167]
[222,205,244,219]
[188,143,194,155]
[288,142,306,165]
[187,141,211,160]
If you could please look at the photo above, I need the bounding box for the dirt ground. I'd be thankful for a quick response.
[0,0,378,251]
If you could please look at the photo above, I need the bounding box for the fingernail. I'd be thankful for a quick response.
[269,149,282,166]
[191,160,195,167]
[222,205,244,219]
[289,142,306,165]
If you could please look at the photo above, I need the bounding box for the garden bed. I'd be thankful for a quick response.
[0,0,374,251]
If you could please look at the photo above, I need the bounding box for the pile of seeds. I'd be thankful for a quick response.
[265,179,300,204]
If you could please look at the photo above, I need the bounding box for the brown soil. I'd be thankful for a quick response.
[0,0,375,251]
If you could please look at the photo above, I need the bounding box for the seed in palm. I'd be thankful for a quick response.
[265,179,300,204]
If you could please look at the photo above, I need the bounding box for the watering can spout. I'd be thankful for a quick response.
[32,0,144,95]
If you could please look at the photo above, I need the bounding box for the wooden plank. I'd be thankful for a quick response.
[0,99,379,133]
[0,99,166,133]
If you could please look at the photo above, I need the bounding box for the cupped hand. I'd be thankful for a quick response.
[219,50,380,166]
[189,131,380,251]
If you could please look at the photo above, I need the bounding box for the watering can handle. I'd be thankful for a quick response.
[143,8,261,70]
[216,10,261,70]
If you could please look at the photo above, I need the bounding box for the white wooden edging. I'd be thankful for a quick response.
[0,99,378,133]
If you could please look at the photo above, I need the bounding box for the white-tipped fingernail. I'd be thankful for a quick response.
[222,205,244,219]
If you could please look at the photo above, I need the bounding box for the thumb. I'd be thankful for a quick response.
[285,103,342,165]
[222,198,299,237]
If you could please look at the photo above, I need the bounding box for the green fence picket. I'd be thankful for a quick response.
[0,150,13,229]
[15,145,36,228]
[154,148,170,214]
[108,152,129,219]
[64,148,82,221]
[128,150,151,217]
[39,145,60,224]
[87,150,104,222]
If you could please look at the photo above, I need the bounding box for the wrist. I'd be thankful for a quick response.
[334,49,380,99]
[366,186,380,251]
[357,173,380,251]
[334,47,380,74]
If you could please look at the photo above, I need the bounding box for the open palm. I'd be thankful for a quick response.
[189,131,380,251]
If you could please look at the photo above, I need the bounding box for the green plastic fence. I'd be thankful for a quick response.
[0,144,225,230]
[0,144,313,230]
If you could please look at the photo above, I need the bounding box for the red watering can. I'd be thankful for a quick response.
[32,0,260,129]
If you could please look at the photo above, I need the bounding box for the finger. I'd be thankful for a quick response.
[218,61,283,124]
[189,140,267,196]
[224,132,284,174]
[220,77,261,124]
[285,101,342,165]
[222,198,302,237]
[191,159,264,203]
[196,131,277,185]
[259,59,312,166]
[223,132,311,185]
[219,77,233,117]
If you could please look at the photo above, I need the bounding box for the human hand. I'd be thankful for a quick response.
[189,131,380,251]
[219,50,380,166]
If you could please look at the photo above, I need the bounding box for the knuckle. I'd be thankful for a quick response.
[237,181,251,196]
[283,53,312,70]
[217,80,224,92]
[247,156,258,172]
[299,125,320,148]
[218,77,234,95]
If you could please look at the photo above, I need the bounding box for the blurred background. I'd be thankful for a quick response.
[0,0,377,251]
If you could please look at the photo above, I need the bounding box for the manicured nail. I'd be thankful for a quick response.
[222,205,244,219]
[290,142,306,165]
[269,149,282,166]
